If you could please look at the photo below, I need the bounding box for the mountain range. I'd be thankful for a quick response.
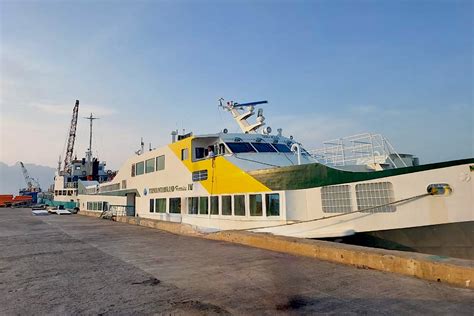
[0,162,55,195]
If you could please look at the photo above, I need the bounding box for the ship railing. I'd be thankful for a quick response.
[108,205,135,217]
[308,133,408,168]
[99,183,121,193]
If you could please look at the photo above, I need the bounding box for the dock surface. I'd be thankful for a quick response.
[1,208,473,315]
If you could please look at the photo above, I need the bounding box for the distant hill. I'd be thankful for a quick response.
[0,162,55,195]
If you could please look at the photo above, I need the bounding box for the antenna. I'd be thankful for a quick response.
[84,113,99,162]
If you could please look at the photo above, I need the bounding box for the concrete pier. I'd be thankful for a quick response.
[1,208,473,315]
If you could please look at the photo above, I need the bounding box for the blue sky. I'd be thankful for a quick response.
[1,0,472,169]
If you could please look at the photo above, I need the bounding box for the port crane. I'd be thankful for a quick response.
[63,100,79,174]
[19,161,41,192]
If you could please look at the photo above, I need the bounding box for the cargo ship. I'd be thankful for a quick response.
[49,100,112,209]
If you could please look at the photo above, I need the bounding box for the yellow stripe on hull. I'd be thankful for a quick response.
[169,137,270,194]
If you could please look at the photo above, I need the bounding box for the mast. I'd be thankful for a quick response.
[84,113,99,163]
[84,113,99,175]
[218,99,270,134]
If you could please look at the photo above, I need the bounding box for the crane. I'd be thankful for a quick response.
[19,161,41,192]
[63,100,79,174]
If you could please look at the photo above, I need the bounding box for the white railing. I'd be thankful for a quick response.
[309,133,408,168]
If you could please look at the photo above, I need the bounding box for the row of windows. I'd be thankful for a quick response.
[132,155,165,177]
[148,193,280,217]
[55,189,76,196]
[86,201,108,211]
[179,142,309,162]
[149,197,181,214]
[225,142,297,154]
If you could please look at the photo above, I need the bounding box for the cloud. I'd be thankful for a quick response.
[30,102,117,117]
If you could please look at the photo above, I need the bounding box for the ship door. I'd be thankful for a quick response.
[126,193,136,217]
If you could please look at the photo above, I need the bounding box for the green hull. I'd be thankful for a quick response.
[249,158,474,190]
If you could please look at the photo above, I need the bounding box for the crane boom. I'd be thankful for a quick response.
[63,100,79,174]
[20,161,33,190]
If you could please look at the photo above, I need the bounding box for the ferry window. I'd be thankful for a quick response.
[222,195,232,215]
[273,144,292,153]
[234,195,245,216]
[251,143,277,153]
[131,164,135,177]
[169,198,181,214]
[226,142,256,153]
[136,161,144,175]
[68,190,72,196]
[218,143,227,155]
[249,194,263,216]
[149,199,155,213]
[156,155,165,171]
[188,197,198,214]
[266,193,280,216]
[181,148,189,160]
[195,147,205,159]
[199,197,208,215]
[145,158,155,173]
[156,198,166,213]
[192,170,208,181]
[62,190,66,195]
[210,196,219,215]
[99,202,103,211]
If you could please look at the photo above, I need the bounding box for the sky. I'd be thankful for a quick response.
[1,0,472,171]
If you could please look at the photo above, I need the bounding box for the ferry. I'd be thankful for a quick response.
[54,100,474,259]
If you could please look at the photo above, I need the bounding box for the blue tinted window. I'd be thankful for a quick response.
[226,142,256,153]
[251,143,277,153]
[273,144,292,153]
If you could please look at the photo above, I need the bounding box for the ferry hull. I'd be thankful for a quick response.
[250,160,473,239]
[326,221,474,260]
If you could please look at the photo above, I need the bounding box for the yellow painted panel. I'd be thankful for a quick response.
[169,137,270,194]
